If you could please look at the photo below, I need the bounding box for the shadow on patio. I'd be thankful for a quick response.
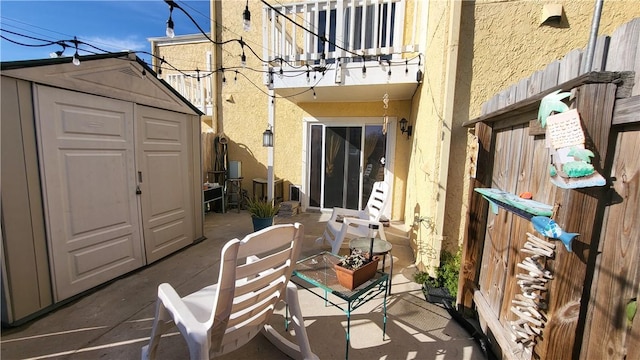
[1,210,485,359]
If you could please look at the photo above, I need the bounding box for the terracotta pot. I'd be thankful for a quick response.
[335,256,380,290]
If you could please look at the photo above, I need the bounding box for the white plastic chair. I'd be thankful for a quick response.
[316,181,390,254]
[141,223,318,360]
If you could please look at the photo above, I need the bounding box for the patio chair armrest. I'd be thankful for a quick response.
[342,218,386,240]
[157,283,203,334]
[342,217,382,228]
[329,207,366,221]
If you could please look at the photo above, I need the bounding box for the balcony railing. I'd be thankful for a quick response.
[165,73,212,115]
[262,0,418,66]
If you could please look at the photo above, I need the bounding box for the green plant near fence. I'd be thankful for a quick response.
[413,248,461,298]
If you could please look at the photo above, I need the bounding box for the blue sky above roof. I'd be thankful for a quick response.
[1,0,211,63]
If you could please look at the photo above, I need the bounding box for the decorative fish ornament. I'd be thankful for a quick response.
[530,216,578,252]
[537,90,571,128]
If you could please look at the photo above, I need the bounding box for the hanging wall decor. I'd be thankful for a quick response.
[544,109,606,189]
[510,233,554,352]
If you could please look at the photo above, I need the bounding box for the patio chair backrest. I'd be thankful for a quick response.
[364,181,389,221]
[209,223,303,354]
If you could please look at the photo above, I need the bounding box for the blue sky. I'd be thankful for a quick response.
[0,0,211,63]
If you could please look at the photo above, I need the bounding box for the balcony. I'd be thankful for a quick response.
[262,0,422,102]
[165,72,213,115]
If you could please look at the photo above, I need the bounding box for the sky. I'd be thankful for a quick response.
[0,0,212,64]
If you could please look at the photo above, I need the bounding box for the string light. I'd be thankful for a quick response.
[312,87,316,99]
[72,36,80,66]
[243,0,251,31]
[166,4,175,38]
[157,56,164,79]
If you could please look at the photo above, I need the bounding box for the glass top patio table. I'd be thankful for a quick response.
[291,251,388,359]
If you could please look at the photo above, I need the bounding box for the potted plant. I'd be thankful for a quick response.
[247,198,280,231]
[335,249,380,290]
[413,249,460,305]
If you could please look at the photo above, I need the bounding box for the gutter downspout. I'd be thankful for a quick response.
[582,0,604,73]
[434,0,462,257]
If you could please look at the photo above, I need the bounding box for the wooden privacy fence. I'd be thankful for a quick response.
[461,19,639,359]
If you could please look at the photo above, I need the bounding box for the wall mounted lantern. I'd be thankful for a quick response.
[399,118,413,137]
[263,125,273,147]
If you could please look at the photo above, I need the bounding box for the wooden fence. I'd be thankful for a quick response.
[461,19,639,359]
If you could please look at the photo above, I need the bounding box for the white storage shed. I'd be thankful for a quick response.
[1,52,204,325]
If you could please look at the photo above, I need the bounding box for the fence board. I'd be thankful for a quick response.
[559,49,582,83]
[612,95,640,125]
[605,18,640,96]
[498,126,536,327]
[582,127,640,359]
[459,122,494,308]
[591,35,610,72]
[541,60,560,91]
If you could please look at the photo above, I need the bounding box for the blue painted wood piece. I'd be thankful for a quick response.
[474,188,553,220]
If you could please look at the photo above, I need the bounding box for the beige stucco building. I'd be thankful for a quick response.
[150,0,640,273]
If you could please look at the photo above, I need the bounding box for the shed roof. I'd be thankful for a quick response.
[1,51,203,116]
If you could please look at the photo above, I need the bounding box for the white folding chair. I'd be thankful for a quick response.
[316,181,390,254]
[142,223,317,360]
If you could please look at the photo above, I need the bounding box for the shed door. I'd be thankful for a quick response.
[136,105,194,263]
[35,85,144,301]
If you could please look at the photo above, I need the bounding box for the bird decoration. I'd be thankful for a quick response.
[537,90,571,128]
[530,216,578,252]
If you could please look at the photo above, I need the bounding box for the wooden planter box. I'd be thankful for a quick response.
[335,256,379,290]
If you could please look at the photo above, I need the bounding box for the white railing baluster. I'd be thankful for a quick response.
[336,0,344,58]
[384,0,392,51]
[361,0,367,55]
[373,0,380,53]
[348,0,356,52]
[313,0,320,61]
[291,7,298,62]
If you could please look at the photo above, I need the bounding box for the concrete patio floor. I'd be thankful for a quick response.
[1,210,485,360]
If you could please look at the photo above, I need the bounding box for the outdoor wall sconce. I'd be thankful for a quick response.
[263,125,273,147]
[399,118,413,137]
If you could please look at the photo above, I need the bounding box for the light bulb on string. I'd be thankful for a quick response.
[241,52,246,67]
[157,57,164,79]
[234,70,238,83]
[312,87,316,100]
[72,37,80,66]
[72,52,80,66]
[243,0,251,31]
[166,6,175,38]
[49,42,66,58]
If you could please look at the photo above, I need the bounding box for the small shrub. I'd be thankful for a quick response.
[438,248,461,298]
[247,198,279,218]
[413,248,461,298]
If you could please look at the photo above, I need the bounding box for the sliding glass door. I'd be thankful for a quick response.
[308,123,386,211]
